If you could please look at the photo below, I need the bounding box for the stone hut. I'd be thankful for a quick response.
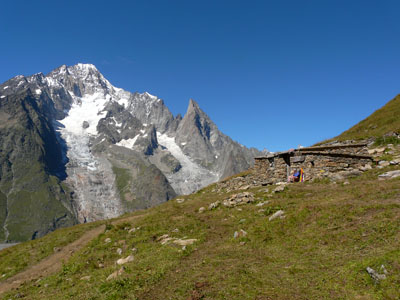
[254,143,373,183]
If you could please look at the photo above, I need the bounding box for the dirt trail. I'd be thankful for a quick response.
[0,214,144,296]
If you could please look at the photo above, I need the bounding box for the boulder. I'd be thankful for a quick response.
[360,164,373,171]
[116,255,134,265]
[173,239,197,246]
[233,229,247,238]
[208,201,220,210]
[366,265,387,282]
[80,276,91,281]
[157,234,174,245]
[375,147,386,154]
[82,121,90,129]
[269,210,285,221]
[106,267,125,281]
[378,161,390,167]
[223,192,254,207]
[378,170,400,180]
[273,185,286,193]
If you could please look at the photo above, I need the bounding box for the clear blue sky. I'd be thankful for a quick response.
[1,0,400,152]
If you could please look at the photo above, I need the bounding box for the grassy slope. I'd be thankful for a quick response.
[334,94,400,141]
[0,221,103,282]
[2,165,399,300]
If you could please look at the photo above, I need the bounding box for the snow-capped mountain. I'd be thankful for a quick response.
[0,63,261,241]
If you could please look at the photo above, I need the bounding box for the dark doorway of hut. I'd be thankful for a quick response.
[282,153,291,182]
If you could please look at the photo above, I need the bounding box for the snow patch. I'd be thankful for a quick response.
[3,86,8,90]
[57,92,108,172]
[116,135,139,149]
[157,132,218,195]
[0,96,5,99]
[35,89,42,95]
[60,92,107,136]
[117,97,129,108]
[144,92,157,100]
[45,77,60,87]
[111,117,122,127]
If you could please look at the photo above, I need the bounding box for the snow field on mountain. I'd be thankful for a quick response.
[157,132,219,194]
[116,135,139,149]
[58,92,108,171]
[61,92,108,136]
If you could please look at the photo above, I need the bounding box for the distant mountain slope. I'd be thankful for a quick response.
[334,94,400,141]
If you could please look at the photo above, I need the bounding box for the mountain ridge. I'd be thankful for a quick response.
[0,63,261,241]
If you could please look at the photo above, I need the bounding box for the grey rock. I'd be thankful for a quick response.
[269,210,285,221]
[233,229,247,238]
[366,266,387,281]
[223,192,255,207]
[208,201,220,210]
[116,255,134,265]
[378,170,400,180]
[378,161,390,167]
[273,185,286,193]
[82,121,90,129]
[106,267,125,281]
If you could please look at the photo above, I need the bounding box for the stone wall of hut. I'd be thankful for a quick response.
[254,146,373,183]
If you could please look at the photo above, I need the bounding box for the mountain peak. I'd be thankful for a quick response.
[188,98,199,108]
[66,63,100,77]
[186,98,202,116]
[73,63,98,71]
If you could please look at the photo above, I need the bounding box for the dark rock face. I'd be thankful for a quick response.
[0,90,76,242]
[0,63,261,241]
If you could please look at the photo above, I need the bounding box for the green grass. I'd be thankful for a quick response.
[0,221,102,282]
[2,165,400,299]
[333,94,400,141]
[112,166,132,202]
[374,136,400,146]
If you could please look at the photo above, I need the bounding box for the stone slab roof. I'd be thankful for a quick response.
[255,143,370,160]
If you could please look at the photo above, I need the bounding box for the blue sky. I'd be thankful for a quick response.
[1,0,400,151]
